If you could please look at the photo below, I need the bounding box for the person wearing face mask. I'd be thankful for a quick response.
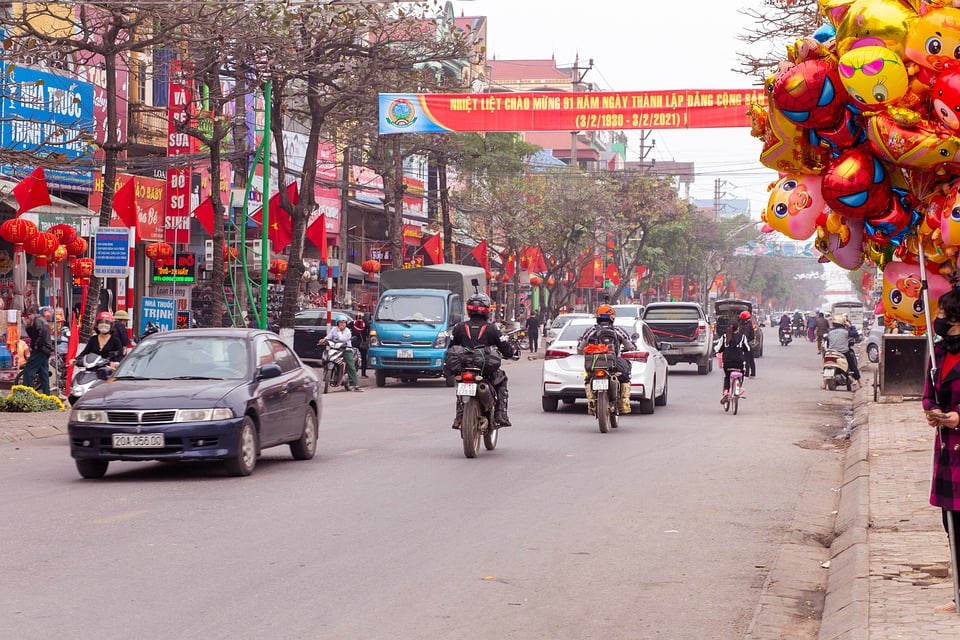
[69,311,123,369]
[923,289,960,613]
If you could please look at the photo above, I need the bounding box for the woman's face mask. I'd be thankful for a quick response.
[98,323,112,334]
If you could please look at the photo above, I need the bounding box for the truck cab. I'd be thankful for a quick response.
[368,288,463,387]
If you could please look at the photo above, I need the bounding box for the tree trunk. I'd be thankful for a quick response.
[439,153,452,263]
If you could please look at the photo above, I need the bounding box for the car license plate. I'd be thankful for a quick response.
[112,433,165,448]
[457,383,477,396]
[592,378,609,391]
[397,348,414,358]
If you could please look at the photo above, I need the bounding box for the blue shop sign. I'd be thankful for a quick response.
[139,297,177,335]
[0,66,95,191]
[93,229,130,278]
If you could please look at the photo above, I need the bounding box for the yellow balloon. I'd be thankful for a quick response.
[838,46,910,108]
[821,0,917,58]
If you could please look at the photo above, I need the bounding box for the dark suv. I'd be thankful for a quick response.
[714,299,763,357]
[293,308,355,364]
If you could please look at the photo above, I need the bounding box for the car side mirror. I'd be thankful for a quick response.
[258,363,282,380]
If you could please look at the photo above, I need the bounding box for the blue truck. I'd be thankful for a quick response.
[368,264,487,387]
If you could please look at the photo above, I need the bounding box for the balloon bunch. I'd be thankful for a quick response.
[751,0,960,331]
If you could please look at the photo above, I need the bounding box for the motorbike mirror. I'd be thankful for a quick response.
[96,367,113,380]
[257,363,282,380]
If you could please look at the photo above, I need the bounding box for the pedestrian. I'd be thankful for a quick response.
[922,288,960,613]
[112,310,132,352]
[806,312,817,342]
[525,312,540,353]
[815,312,830,354]
[21,305,53,395]
[350,312,370,377]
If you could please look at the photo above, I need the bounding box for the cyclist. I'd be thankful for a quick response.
[714,321,750,408]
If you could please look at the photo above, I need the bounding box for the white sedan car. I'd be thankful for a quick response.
[541,317,669,414]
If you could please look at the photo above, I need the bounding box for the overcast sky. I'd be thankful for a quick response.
[453,0,777,217]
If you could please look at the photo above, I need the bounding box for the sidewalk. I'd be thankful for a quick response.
[0,408,68,445]
[821,385,960,638]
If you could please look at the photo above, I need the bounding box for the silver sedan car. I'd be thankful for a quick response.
[541,317,669,414]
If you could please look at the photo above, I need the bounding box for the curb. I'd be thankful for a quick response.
[818,388,871,640]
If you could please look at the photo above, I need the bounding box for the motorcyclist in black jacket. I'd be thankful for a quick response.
[450,293,517,429]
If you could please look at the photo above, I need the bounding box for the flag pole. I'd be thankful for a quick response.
[259,81,271,330]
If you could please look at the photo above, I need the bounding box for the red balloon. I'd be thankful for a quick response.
[821,147,891,219]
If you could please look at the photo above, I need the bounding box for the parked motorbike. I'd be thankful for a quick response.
[319,340,360,394]
[821,349,852,391]
[69,353,113,406]
[779,326,793,346]
[585,356,622,433]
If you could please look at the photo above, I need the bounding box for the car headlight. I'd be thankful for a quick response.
[70,409,107,423]
[434,332,448,348]
[175,408,235,422]
[369,331,380,347]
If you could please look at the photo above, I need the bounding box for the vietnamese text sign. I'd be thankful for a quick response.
[151,252,197,283]
[93,229,130,278]
[379,90,767,134]
[166,60,192,244]
[0,67,95,190]
[139,297,176,335]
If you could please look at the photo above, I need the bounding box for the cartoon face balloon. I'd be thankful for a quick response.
[929,177,960,245]
[816,215,865,269]
[903,5,960,82]
[880,260,952,330]
[838,45,909,107]
[932,68,960,130]
[772,59,849,130]
[764,174,827,240]
[821,146,892,218]
[821,0,917,57]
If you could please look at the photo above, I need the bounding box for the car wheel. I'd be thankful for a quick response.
[637,379,656,415]
[289,408,318,461]
[226,417,258,477]
[655,375,668,406]
[375,370,386,387]
[541,395,559,412]
[867,343,879,363]
[75,459,109,479]
[697,356,709,375]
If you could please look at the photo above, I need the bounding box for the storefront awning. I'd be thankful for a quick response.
[0,177,97,217]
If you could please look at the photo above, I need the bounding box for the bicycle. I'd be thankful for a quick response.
[722,369,745,415]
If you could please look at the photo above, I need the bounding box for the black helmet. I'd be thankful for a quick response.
[466,293,491,319]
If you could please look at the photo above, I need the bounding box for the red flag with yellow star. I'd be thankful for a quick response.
[252,182,298,253]
[12,167,52,215]
[422,233,443,264]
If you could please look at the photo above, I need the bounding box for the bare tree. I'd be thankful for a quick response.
[736,0,825,79]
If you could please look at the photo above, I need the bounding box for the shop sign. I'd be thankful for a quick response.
[139,296,176,335]
[151,252,197,284]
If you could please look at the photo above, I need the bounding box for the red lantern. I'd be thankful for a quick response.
[547,277,556,287]
[0,217,38,248]
[65,236,88,256]
[530,274,543,286]
[269,258,288,283]
[223,243,239,263]
[361,259,381,279]
[24,231,59,267]
[48,223,79,246]
[73,256,95,283]
[145,242,174,265]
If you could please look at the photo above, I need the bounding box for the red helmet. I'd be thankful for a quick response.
[739,310,751,320]
[97,311,115,324]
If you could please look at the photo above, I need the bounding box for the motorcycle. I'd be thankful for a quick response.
[319,340,360,394]
[69,353,113,406]
[585,354,622,433]
[451,339,521,458]
[779,325,793,346]
[821,349,852,391]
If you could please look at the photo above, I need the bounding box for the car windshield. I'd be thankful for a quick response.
[115,336,250,380]
[612,306,640,318]
[558,322,592,341]
[644,307,700,321]
[374,295,445,323]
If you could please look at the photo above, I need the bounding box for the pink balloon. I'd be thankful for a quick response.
[817,217,865,270]
[881,260,952,331]
[764,174,827,240]
[929,178,960,246]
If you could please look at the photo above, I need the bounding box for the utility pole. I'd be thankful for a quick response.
[713,178,728,221]
[569,54,593,169]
